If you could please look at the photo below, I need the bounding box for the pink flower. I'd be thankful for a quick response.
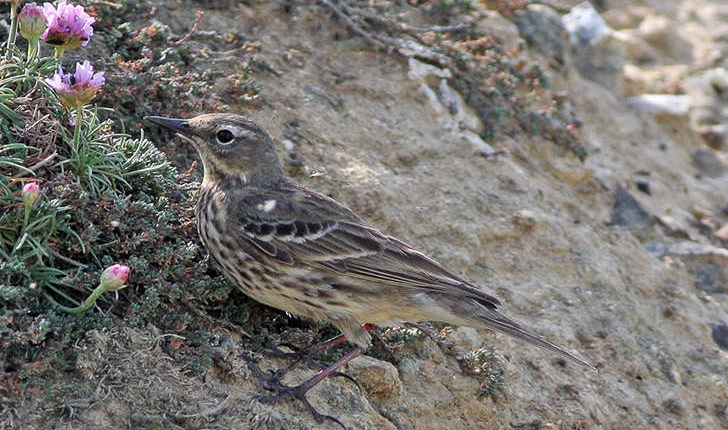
[22,182,40,207]
[19,3,46,42]
[45,60,104,109]
[99,264,130,292]
[41,1,94,52]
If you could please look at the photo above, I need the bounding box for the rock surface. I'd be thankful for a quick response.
[6,0,728,429]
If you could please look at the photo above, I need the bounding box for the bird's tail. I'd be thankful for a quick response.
[469,305,597,372]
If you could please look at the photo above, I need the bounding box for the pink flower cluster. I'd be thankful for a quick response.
[41,1,94,50]
[18,1,96,59]
[21,2,106,108]
[45,60,105,109]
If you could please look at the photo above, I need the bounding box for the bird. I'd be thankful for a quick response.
[145,113,594,422]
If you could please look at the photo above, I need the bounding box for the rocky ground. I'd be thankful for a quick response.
[3,0,728,429]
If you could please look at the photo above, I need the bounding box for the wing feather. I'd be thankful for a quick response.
[230,182,500,308]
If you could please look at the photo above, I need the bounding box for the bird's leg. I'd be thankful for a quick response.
[254,347,363,427]
[244,325,374,427]
[266,323,375,380]
[303,323,374,356]
[245,324,373,387]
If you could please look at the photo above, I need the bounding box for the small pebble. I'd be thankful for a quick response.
[635,179,650,195]
[345,355,402,402]
[709,322,728,350]
[626,94,691,116]
[281,139,295,151]
[692,149,725,178]
[714,224,728,241]
[610,185,654,228]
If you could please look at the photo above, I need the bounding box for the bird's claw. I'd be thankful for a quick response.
[244,350,363,429]
[257,391,346,429]
[247,360,347,429]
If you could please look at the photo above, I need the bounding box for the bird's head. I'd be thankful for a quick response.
[145,113,283,186]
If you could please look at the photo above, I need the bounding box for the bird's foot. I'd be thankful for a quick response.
[245,347,363,429]
[255,377,347,429]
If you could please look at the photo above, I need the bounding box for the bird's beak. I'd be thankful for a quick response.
[144,116,193,137]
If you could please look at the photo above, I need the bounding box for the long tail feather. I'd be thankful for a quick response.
[475,307,597,372]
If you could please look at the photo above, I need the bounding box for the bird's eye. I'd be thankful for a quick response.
[216,128,235,144]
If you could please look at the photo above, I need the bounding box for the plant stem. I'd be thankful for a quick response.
[19,200,34,255]
[53,283,104,314]
[26,39,40,64]
[4,2,19,61]
[69,107,85,175]
[23,203,32,228]
[49,279,127,314]
[74,107,84,145]
[72,285,104,313]
[73,105,84,158]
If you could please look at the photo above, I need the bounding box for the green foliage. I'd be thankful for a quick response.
[446,36,586,158]
[0,5,209,385]
[461,348,505,398]
[93,1,263,130]
[0,185,80,293]
[427,0,477,20]
[0,54,175,301]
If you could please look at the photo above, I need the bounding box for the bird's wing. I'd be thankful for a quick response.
[231,183,501,308]
[231,183,598,371]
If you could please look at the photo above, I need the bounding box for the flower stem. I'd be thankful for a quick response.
[52,283,105,314]
[73,106,84,146]
[23,203,31,228]
[71,107,84,171]
[17,204,34,262]
[26,40,39,64]
[5,2,19,61]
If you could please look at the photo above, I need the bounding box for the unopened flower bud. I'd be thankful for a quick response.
[99,264,130,292]
[22,182,40,207]
[19,3,46,42]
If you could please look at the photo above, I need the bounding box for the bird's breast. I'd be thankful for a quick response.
[195,187,284,302]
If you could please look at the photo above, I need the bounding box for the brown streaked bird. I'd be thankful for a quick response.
[146,113,595,420]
